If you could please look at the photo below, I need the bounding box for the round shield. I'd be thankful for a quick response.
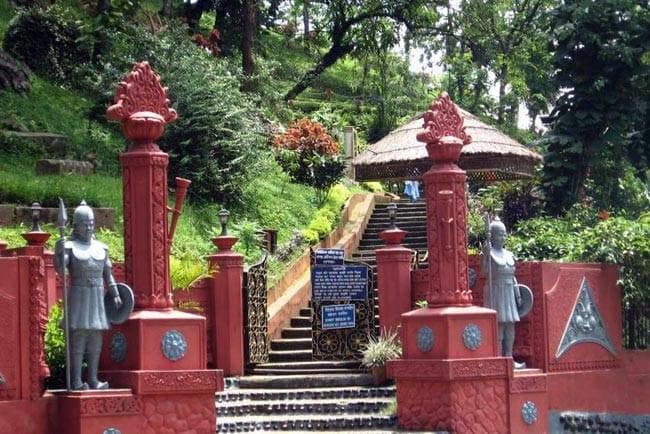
[517,284,534,318]
[105,283,134,325]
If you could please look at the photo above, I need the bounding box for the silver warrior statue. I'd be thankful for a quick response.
[54,201,122,390]
[481,216,525,367]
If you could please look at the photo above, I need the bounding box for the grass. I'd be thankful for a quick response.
[0,77,126,174]
[0,0,16,41]
[0,154,123,210]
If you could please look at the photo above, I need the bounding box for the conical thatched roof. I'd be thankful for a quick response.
[353,108,543,182]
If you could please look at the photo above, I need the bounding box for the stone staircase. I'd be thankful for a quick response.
[350,201,428,267]
[215,201,431,433]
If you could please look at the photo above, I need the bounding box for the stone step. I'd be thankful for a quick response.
[290,316,311,328]
[271,338,312,351]
[364,222,427,231]
[247,367,364,376]
[252,360,361,371]
[358,241,429,250]
[367,215,427,223]
[217,413,397,433]
[299,307,312,317]
[234,373,376,389]
[281,327,311,339]
[217,385,395,403]
[217,397,394,417]
[268,349,312,362]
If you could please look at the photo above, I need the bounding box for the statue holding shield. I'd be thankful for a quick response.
[54,200,133,390]
[481,216,532,369]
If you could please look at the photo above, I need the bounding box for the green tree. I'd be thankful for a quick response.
[441,0,553,125]
[283,0,439,101]
[541,0,650,214]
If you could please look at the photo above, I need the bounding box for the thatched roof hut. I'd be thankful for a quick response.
[353,108,543,182]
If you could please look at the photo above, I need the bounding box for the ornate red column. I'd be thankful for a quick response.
[107,65,176,310]
[65,62,224,434]
[388,94,510,434]
[418,99,472,307]
[376,228,412,333]
[207,235,245,376]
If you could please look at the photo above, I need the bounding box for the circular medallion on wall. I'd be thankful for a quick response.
[161,330,188,362]
[110,332,127,363]
[521,401,538,425]
[416,326,435,352]
[462,323,482,350]
[103,428,121,434]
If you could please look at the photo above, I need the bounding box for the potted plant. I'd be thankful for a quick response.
[361,329,402,385]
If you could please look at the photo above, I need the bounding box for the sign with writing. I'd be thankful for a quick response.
[321,304,356,330]
[314,248,345,266]
[312,266,368,300]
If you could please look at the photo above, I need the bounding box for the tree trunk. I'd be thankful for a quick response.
[241,0,256,91]
[161,0,173,17]
[284,41,354,101]
[303,0,310,42]
[497,65,508,125]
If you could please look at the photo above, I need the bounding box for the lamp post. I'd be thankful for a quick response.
[218,209,230,236]
[387,202,398,229]
[31,202,43,232]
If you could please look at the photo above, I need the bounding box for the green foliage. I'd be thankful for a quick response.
[3,6,92,83]
[44,302,65,388]
[573,213,650,304]
[0,154,122,209]
[0,77,125,174]
[274,118,346,202]
[542,0,650,214]
[509,217,580,261]
[361,329,401,368]
[170,255,210,290]
[232,219,264,259]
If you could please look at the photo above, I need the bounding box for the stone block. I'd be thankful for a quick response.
[3,131,68,156]
[35,159,94,175]
[15,206,115,229]
[0,204,14,226]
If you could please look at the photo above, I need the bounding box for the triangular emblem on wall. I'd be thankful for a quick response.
[556,277,617,358]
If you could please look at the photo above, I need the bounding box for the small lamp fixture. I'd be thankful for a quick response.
[31,202,42,232]
[218,208,230,236]
[387,202,398,229]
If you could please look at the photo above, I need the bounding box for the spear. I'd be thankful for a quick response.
[57,198,71,391]
[483,212,493,305]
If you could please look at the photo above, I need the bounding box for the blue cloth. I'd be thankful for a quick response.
[404,180,420,202]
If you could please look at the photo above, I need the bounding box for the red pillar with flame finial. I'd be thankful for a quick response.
[387,94,513,433]
[53,62,222,434]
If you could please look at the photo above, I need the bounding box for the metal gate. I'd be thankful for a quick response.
[243,253,269,365]
[311,257,377,361]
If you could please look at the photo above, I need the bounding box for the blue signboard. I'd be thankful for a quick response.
[314,248,345,266]
[321,304,356,330]
[312,265,368,301]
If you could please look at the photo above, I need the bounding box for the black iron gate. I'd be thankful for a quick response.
[243,253,269,365]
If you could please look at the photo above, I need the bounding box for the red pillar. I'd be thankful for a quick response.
[376,228,412,333]
[388,93,511,434]
[120,149,173,309]
[208,235,245,376]
[422,142,472,307]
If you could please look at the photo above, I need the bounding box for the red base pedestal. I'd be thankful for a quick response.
[389,357,511,433]
[101,310,207,371]
[0,396,58,434]
[55,370,222,434]
[400,306,498,359]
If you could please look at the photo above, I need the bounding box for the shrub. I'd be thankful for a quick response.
[3,6,92,83]
[574,213,650,304]
[361,329,402,368]
[274,118,345,203]
[44,302,65,388]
